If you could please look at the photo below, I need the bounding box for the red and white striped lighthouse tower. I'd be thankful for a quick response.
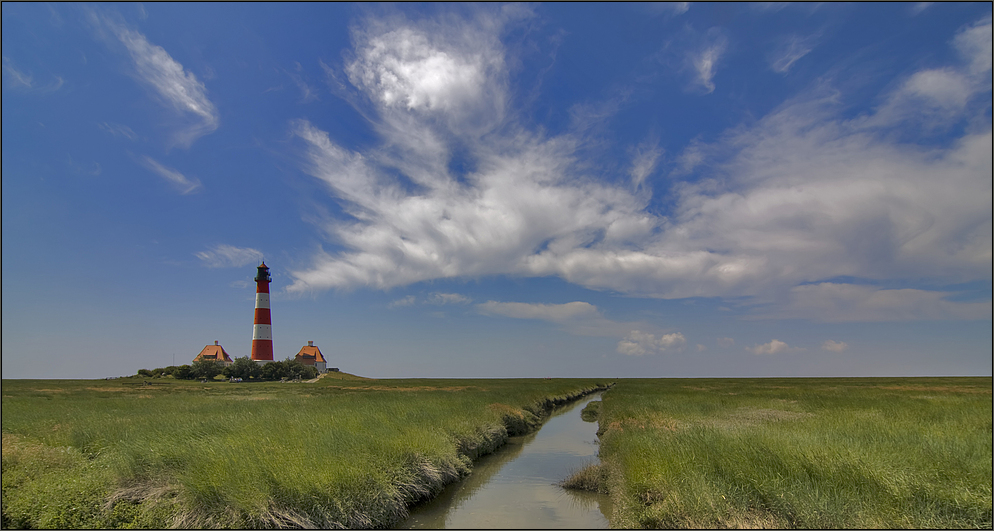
[250,262,274,363]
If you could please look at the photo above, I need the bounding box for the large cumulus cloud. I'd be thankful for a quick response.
[288,9,991,322]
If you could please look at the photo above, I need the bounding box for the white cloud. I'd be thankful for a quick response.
[690,30,726,93]
[104,18,218,147]
[644,2,690,16]
[98,121,138,141]
[3,56,34,88]
[348,28,483,112]
[388,295,416,308]
[747,339,792,355]
[769,34,816,74]
[909,3,933,16]
[2,56,64,92]
[822,339,848,352]
[344,11,515,135]
[696,343,707,352]
[953,14,992,77]
[869,68,974,128]
[630,139,662,188]
[140,156,202,194]
[428,292,472,305]
[866,16,990,129]
[617,330,686,356]
[476,301,599,323]
[716,337,735,348]
[288,10,991,324]
[388,292,471,308]
[195,244,264,268]
[288,62,319,103]
[763,283,992,322]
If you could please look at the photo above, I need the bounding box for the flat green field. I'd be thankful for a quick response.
[1,375,607,528]
[591,377,992,529]
[3,376,990,529]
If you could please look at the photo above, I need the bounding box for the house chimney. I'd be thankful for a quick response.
[308,340,313,347]
[215,340,219,345]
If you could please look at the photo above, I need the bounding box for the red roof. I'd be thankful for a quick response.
[295,345,326,365]
[194,344,233,364]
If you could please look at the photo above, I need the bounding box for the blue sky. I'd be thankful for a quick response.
[3,2,991,379]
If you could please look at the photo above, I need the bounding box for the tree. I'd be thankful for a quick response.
[174,364,193,380]
[285,358,318,380]
[224,356,261,380]
[259,359,287,380]
[191,359,222,380]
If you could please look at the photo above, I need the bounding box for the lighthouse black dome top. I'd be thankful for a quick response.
[254,262,271,283]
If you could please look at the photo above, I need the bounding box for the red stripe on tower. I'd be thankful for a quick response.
[250,262,274,362]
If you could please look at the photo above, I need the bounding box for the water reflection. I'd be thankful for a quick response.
[400,394,610,529]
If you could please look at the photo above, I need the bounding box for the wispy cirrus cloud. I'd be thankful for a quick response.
[476,301,599,322]
[98,121,139,141]
[690,29,727,93]
[95,14,218,148]
[630,138,662,188]
[140,155,202,194]
[758,283,992,322]
[389,292,472,308]
[769,33,817,74]
[195,244,264,268]
[387,295,416,309]
[3,56,64,92]
[477,299,685,354]
[909,3,933,16]
[3,56,34,88]
[287,62,319,103]
[428,292,472,305]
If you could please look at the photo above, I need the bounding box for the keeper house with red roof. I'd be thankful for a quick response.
[295,341,327,373]
[194,341,234,367]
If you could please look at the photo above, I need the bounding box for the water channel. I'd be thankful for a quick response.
[399,393,610,529]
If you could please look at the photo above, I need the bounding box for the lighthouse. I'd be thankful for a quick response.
[251,262,274,363]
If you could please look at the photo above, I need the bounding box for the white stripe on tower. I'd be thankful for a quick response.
[253,324,272,340]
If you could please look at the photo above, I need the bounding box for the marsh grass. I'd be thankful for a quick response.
[560,462,607,493]
[597,377,993,529]
[2,376,607,528]
[579,400,601,422]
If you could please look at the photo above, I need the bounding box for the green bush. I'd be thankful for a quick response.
[190,359,223,380]
[224,357,261,380]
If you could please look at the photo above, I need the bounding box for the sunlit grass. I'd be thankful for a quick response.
[1,376,608,528]
[596,377,992,529]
